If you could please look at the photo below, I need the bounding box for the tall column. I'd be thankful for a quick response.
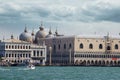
[49,46,52,65]
[69,48,71,65]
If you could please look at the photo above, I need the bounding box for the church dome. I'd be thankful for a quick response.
[19,27,32,42]
[46,34,54,38]
[35,24,47,40]
[46,28,54,38]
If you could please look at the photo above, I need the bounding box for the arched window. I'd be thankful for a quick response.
[6,45,8,49]
[41,51,43,56]
[9,45,11,49]
[99,44,103,49]
[89,43,93,49]
[115,44,118,49]
[12,45,14,49]
[29,54,31,57]
[21,45,22,49]
[80,43,83,49]
[69,43,72,49]
[37,51,39,56]
[53,44,56,51]
[26,46,28,49]
[58,44,60,50]
[107,46,111,50]
[29,46,31,49]
[15,45,17,49]
[23,46,25,49]
[18,45,19,49]
[64,44,66,49]
[33,51,36,56]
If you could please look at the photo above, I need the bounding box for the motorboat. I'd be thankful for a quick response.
[27,64,35,69]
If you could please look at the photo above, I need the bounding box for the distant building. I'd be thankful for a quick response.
[0,35,46,66]
[34,23,120,66]
[1,22,120,66]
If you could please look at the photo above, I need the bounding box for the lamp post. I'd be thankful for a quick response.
[49,46,52,66]
[69,48,71,65]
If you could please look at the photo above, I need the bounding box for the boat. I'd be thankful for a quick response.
[27,64,35,69]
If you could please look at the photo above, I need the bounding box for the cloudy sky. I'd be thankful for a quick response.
[0,0,120,39]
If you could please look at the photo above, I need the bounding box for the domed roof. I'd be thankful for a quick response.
[46,28,54,38]
[19,27,32,42]
[35,24,47,39]
[46,34,54,38]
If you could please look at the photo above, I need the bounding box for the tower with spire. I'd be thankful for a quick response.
[24,25,27,33]
[55,27,58,36]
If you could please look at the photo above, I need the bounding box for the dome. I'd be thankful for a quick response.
[46,28,54,38]
[32,36,35,41]
[19,27,32,42]
[35,24,47,40]
[46,34,54,38]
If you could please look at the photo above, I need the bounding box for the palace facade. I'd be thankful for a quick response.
[35,24,120,66]
[0,33,46,66]
[1,23,120,66]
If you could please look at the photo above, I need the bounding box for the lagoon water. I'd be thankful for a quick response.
[0,66,120,80]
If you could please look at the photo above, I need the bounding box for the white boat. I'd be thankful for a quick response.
[27,64,35,69]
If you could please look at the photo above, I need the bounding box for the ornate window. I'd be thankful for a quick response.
[33,51,36,56]
[69,43,72,49]
[6,45,8,49]
[26,46,28,49]
[15,54,17,57]
[99,44,103,49]
[12,54,14,57]
[9,45,11,49]
[12,45,14,49]
[9,54,11,57]
[23,54,25,57]
[29,46,31,49]
[115,44,118,49]
[29,54,31,57]
[15,45,17,49]
[64,44,66,49]
[58,44,60,50]
[26,54,28,58]
[21,45,22,49]
[18,45,19,49]
[37,51,39,56]
[89,43,93,49]
[23,46,25,49]
[80,43,83,49]
[41,51,43,56]
[107,46,111,50]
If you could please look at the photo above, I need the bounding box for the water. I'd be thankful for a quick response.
[0,66,120,80]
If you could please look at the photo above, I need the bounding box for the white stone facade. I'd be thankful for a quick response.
[38,35,120,66]
[0,36,46,66]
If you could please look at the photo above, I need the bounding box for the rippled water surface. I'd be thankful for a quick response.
[0,66,120,80]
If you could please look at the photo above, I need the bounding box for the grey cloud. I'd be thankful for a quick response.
[80,1,120,22]
[0,0,120,24]
[0,2,51,24]
[22,6,51,18]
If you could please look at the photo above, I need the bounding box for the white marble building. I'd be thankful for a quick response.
[0,34,46,66]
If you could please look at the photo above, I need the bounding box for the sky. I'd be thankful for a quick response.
[0,0,120,40]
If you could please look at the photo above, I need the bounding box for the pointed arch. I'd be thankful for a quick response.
[80,43,83,49]
[99,44,103,49]
[89,43,93,49]
[115,44,118,49]
[107,46,111,50]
